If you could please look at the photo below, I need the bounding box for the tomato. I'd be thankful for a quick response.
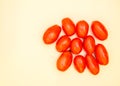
[95,44,109,65]
[76,20,89,38]
[43,25,61,44]
[74,55,86,73]
[57,51,73,71]
[91,21,108,40]
[62,17,75,36]
[83,35,95,55]
[70,38,82,54]
[56,35,71,52]
[85,54,99,75]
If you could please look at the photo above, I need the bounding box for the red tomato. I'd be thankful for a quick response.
[57,51,73,71]
[91,21,108,40]
[95,44,109,65]
[85,55,99,75]
[70,38,82,54]
[62,17,75,36]
[76,20,89,38]
[56,35,71,52]
[74,55,86,73]
[83,35,95,54]
[43,25,61,44]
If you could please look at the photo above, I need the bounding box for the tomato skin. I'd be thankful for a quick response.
[74,55,86,73]
[43,25,61,44]
[56,35,71,52]
[95,44,109,65]
[62,17,75,36]
[83,35,95,55]
[85,55,99,75]
[70,38,82,54]
[91,21,108,40]
[57,51,73,71]
[76,20,89,38]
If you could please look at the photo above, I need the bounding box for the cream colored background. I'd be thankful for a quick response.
[0,0,120,86]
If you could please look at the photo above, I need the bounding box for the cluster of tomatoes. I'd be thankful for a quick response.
[43,17,109,75]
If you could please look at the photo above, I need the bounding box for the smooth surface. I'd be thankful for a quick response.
[0,0,120,86]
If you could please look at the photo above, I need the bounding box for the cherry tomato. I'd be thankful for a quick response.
[91,21,108,40]
[70,38,82,54]
[56,35,71,52]
[95,44,109,65]
[83,35,95,55]
[85,54,99,75]
[76,20,89,38]
[74,55,86,73]
[43,25,61,44]
[62,17,75,36]
[57,51,73,71]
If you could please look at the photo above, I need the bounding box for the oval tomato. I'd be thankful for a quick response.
[91,21,108,40]
[76,20,89,38]
[95,44,109,65]
[43,25,61,44]
[56,35,71,52]
[70,38,82,54]
[83,35,95,55]
[74,55,86,73]
[62,17,75,36]
[57,51,73,71]
[85,54,99,75]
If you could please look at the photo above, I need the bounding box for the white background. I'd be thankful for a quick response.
[0,0,120,86]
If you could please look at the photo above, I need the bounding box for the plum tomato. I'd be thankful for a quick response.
[85,54,100,75]
[91,21,108,40]
[62,17,75,36]
[76,20,89,38]
[83,35,95,55]
[57,51,73,71]
[43,25,61,44]
[56,35,71,52]
[70,38,82,54]
[74,55,86,73]
[95,44,109,65]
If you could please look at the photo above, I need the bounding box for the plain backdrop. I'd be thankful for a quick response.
[0,0,120,86]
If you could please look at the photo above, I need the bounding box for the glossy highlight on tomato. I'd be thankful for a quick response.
[74,55,86,73]
[43,25,61,44]
[62,17,75,36]
[76,20,89,38]
[95,44,109,65]
[70,38,82,54]
[85,54,99,75]
[56,35,71,52]
[91,21,108,40]
[57,51,73,71]
[83,35,95,55]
